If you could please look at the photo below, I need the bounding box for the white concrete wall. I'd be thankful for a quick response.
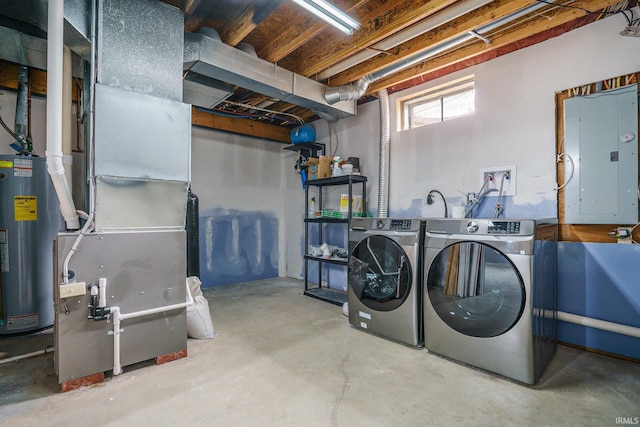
[307,11,640,222]
[191,126,288,286]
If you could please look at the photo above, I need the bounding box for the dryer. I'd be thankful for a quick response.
[348,217,424,347]
[423,218,557,384]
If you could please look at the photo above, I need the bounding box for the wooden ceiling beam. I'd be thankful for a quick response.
[328,0,535,86]
[366,0,621,94]
[218,0,283,46]
[278,0,460,77]
[191,107,291,143]
[253,0,367,63]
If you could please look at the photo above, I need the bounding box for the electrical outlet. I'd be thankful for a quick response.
[480,165,517,196]
[59,281,86,298]
[616,227,633,244]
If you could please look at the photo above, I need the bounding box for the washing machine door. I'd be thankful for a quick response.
[349,235,412,311]
[426,241,524,337]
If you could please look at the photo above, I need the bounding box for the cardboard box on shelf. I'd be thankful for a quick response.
[318,156,332,178]
[304,157,331,180]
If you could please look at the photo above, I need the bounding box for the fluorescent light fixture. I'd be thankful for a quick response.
[290,0,360,35]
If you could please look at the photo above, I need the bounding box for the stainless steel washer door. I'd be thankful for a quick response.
[349,235,412,312]
[426,241,525,338]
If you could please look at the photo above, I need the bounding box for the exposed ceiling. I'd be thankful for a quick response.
[163,0,636,137]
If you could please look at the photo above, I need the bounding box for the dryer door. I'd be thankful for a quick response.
[426,241,524,337]
[349,235,412,311]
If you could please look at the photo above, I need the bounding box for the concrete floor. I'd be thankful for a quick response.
[0,277,639,426]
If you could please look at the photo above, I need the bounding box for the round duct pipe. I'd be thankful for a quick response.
[324,1,553,105]
[237,42,257,56]
[324,75,372,104]
[197,27,222,41]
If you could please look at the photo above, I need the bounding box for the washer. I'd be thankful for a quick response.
[423,218,558,384]
[348,217,424,347]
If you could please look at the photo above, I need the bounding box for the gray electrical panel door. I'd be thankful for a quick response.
[563,85,638,224]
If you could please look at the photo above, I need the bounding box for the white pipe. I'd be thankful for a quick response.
[46,0,80,230]
[98,277,107,308]
[0,346,55,366]
[111,281,194,376]
[557,311,640,340]
[111,306,122,375]
[62,46,73,197]
[536,309,640,339]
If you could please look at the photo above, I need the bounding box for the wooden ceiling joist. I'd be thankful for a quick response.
[366,0,620,95]
[278,0,460,77]
[191,107,291,143]
[327,0,535,86]
[218,0,282,46]
[252,0,368,63]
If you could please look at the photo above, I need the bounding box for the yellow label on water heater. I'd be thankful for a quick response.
[0,160,12,168]
[14,196,37,221]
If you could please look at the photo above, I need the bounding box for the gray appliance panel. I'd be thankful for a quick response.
[348,222,423,347]
[94,84,191,182]
[423,220,557,384]
[54,231,187,383]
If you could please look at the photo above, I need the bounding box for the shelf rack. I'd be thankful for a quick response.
[303,175,367,305]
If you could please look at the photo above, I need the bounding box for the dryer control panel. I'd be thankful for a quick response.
[425,218,539,236]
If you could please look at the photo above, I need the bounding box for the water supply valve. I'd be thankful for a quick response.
[87,280,111,321]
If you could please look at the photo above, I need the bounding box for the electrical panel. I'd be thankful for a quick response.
[563,85,638,224]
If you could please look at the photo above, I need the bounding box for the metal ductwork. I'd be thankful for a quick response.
[183,29,356,119]
[0,0,91,67]
[324,1,553,104]
[318,0,496,80]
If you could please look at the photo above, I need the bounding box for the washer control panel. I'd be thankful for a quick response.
[390,219,413,230]
[488,221,521,234]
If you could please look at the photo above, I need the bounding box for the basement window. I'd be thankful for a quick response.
[398,75,475,131]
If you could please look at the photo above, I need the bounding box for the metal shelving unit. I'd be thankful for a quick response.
[303,175,367,305]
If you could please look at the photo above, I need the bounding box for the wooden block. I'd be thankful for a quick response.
[61,372,105,393]
[156,349,187,365]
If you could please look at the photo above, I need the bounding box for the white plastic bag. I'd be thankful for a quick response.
[186,276,216,339]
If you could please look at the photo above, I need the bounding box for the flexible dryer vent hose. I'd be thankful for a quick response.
[377,89,390,218]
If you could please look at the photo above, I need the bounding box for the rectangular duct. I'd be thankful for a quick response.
[183,72,234,109]
[94,84,191,182]
[0,0,91,68]
[93,0,191,231]
[97,0,184,101]
[183,31,356,118]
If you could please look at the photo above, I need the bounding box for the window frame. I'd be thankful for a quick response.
[398,75,475,131]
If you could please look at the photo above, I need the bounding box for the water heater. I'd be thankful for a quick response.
[0,154,62,334]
